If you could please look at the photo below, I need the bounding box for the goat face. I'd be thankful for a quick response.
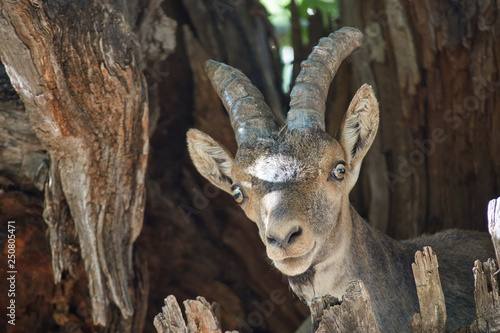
[187,28,379,277]
[233,128,348,276]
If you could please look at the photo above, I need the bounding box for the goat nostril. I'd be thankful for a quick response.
[266,226,302,248]
[288,227,302,244]
[267,236,278,246]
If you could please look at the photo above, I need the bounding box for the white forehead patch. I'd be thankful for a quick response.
[246,154,306,183]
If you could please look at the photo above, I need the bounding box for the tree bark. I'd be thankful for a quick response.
[336,0,500,239]
[309,281,381,333]
[469,259,500,332]
[0,0,149,330]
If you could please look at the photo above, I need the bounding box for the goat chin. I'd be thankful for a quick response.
[272,247,316,276]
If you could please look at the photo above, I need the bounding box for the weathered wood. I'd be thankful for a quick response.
[310,280,381,333]
[338,0,500,239]
[310,294,340,332]
[155,283,379,333]
[0,0,149,328]
[487,197,500,263]
[184,297,223,333]
[412,247,447,333]
[43,159,79,283]
[470,259,500,332]
[154,295,239,333]
[409,200,500,333]
[154,295,188,333]
[464,200,500,332]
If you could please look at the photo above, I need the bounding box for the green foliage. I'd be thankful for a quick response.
[260,0,339,92]
[261,0,339,43]
[298,0,339,23]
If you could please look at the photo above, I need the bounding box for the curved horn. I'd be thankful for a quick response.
[287,27,364,130]
[205,60,277,146]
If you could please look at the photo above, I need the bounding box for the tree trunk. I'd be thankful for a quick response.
[0,0,152,330]
[332,0,500,239]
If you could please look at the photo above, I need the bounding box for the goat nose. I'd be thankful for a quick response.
[266,225,302,249]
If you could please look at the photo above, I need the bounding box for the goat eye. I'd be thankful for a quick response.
[232,186,244,203]
[332,164,346,180]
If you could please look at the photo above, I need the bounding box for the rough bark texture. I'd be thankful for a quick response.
[154,295,188,333]
[408,202,500,333]
[154,283,380,333]
[469,259,500,333]
[0,108,47,192]
[412,247,447,333]
[0,0,150,330]
[335,0,500,239]
[309,281,381,333]
[154,296,239,333]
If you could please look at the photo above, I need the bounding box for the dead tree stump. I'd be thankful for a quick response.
[155,282,380,333]
[412,246,447,333]
[470,259,500,332]
[487,197,500,263]
[153,295,188,333]
[412,197,500,333]
[465,197,500,332]
[153,295,237,333]
[309,280,381,333]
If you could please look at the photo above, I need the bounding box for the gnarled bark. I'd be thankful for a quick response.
[0,0,149,329]
[310,281,380,333]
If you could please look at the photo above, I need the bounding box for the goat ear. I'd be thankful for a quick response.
[187,129,234,194]
[338,84,379,178]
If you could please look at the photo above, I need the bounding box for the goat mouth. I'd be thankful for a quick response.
[272,243,315,276]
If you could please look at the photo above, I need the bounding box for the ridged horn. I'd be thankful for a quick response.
[205,60,277,146]
[286,27,364,130]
